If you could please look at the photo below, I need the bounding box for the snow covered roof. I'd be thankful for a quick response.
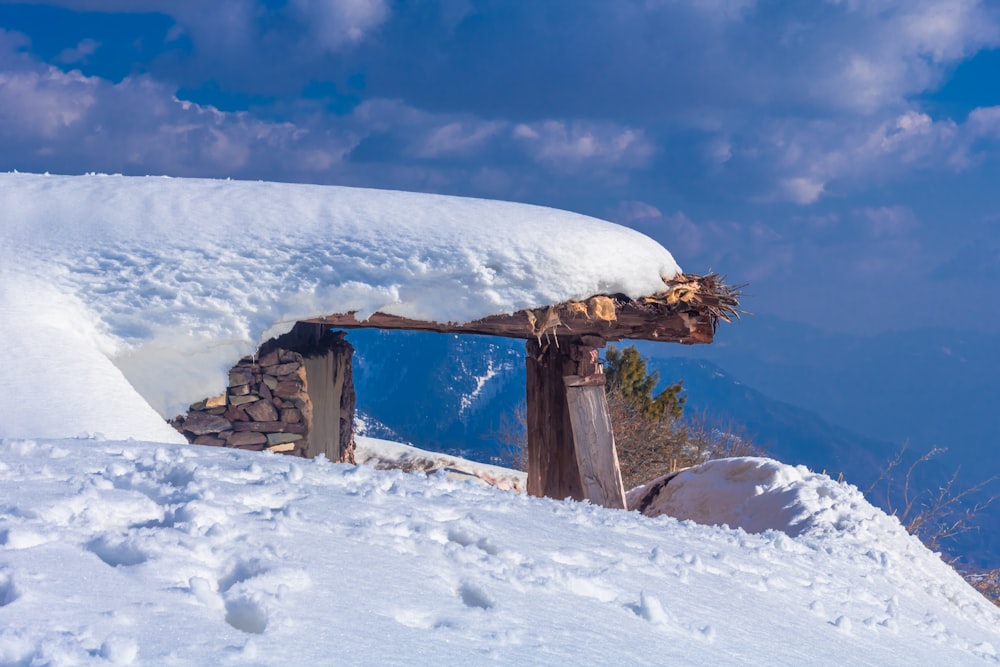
[0,172,688,441]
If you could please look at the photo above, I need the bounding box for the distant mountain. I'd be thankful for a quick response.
[348,328,900,485]
[346,327,998,566]
[349,329,525,464]
[640,357,898,482]
[640,315,1000,486]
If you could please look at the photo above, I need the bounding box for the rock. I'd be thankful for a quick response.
[230,383,251,396]
[224,405,250,422]
[245,400,279,422]
[284,422,307,434]
[206,406,227,415]
[262,375,278,390]
[205,393,227,409]
[234,443,266,451]
[229,368,253,386]
[228,431,267,447]
[233,421,284,432]
[182,412,232,435]
[258,382,272,401]
[273,381,301,398]
[266,432,302,446]
[258,349,279,367]
[189,399,207,411]
[229,395,259,406]
[266,442,297,453]
[281,408,301,423]
[269,362,301,376]
[193,435,225,447]
[278,350,298,363]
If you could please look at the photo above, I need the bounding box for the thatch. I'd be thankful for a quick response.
[639,273,746,330]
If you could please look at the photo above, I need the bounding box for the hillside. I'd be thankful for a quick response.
[1,437,998,665]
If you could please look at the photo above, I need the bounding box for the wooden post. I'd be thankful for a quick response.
[526,337,626,508]
[278,323,356,463]
[526,339,583,500]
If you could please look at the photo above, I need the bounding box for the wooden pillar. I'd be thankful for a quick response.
[526,339,583,500]
[526,337,626,508]
[278,323,356,463]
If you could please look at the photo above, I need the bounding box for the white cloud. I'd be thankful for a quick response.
[289,0,389,53]
[607,200,664,226]
[738,107,988,204]
[815,0,1000,113]
[968,105,1000,138]
[55,38,100,64]
[779,178,826,205]
[512,120,654,171]
[0,63,97,138]
[416,121,502,158]
[854,205,918,239]
[0,35,358,177]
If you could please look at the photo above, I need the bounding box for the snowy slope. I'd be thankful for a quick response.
[0,172,680,436]
[1,437,998,665]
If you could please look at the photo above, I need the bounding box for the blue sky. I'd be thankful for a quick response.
[2,0,1000,334]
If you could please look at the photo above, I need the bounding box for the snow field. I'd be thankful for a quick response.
[1,438,998,665]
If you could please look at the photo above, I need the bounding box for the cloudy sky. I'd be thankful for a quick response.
[2,0,999,334]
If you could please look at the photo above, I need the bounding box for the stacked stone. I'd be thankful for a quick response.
[172,348,313,456]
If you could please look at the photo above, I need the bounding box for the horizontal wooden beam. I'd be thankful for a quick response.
[302,300,714,345]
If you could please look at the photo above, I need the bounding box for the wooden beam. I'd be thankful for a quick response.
[302,299,714,345]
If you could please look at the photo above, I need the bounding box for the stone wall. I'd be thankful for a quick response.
[171,324,356,462]
[172,348,313,455]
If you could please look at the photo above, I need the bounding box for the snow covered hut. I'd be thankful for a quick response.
[0,173,739,509]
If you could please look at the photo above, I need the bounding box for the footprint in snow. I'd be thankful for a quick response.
[225,595,269,634]
[446,526,500,556]
[458,581,494,610]
[86,535,148,567]
[218,558,268,593]
[0,568,21,606]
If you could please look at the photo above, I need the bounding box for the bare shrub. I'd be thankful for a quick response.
[867,445,1000,607]
[964,568,1000,607]
[490,401,527,471]
[866,446,1000,553]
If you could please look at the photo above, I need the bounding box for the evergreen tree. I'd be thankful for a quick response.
[604,345,685,421]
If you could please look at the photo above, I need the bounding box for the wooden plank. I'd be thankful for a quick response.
[563,374,606,388]
[563,378,627,510]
